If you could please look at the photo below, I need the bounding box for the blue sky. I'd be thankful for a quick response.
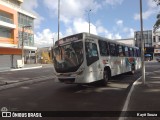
[22,0,160,47]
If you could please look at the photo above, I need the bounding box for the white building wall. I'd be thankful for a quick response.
[152,31,160,48]
[114,38,135,47]
[153,31,160,58]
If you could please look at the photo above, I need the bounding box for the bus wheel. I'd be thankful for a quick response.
[130,65,135,75]
[102,69,109,86]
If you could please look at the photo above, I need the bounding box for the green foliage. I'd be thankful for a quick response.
[153,0,160,5]
[153,0,160,32]
[153,19,160,32]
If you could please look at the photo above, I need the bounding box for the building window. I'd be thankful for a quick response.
[18,13,34,29]
[0,27,11,38]
[153,36,156,42]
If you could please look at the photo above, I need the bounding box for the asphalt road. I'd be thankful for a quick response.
[0,64,142,120]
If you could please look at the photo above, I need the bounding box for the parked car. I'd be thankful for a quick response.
[156,57,160,62]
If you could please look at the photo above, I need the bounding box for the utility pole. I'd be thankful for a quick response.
[58,0,60,41]
[21,25,31,66]
[140,0,145,85]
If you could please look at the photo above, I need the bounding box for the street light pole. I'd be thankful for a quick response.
[140,0,145,85]
[88,9,91,34]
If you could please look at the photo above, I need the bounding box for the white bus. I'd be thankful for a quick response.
[52,33,141,86]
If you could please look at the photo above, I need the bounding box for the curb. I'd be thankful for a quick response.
[0,76,54,91]
[10,66,43,71]
[0,66,42,73]
[118,76,142,120]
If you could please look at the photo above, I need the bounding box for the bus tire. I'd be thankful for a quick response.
[101,69,109,86]
[130,65,135,75]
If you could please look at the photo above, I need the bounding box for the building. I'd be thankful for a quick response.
[114,38,135,47]
[152,31,160,58]
[134,30,152,48]
[0,0,37,69]
[134,30,154,60]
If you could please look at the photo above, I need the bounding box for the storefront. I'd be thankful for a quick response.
[144,47,154,61]
[154,48,160,59]
[0,47,22,69]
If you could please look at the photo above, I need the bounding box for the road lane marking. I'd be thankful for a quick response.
[75,87,122,93]
[118,76,142,120]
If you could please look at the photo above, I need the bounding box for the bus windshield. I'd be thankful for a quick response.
[53,41,83,73]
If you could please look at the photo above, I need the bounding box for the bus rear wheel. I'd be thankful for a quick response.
[101,69,109,86]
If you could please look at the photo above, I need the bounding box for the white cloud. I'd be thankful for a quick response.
[95,24,122,39]
[73,18,97,34]
[104,0,124,6]
[33,0,136,47]
[116,20,123,26]
[134,9,157,20]
[134,0,159,20]
[97,26,108,33]
[34,29,63,48]
[114,33,122,39]
[21,0,38,10]
[147,0,157,8]
[21,0,44,29]
[43,0,125,40]
[128,28,135,37]
[63,18,97,37]
[43,0,101,25]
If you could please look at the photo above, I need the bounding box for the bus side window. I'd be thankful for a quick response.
[129,48,134,57]
[124,46,129,57]
[98,40,109,56]
[85,42,99,66]
[117,45,124,57]
[109,43,117,56]
[132,48,135,57]
[134,49,137,57]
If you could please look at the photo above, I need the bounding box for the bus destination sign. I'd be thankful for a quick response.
[55,33,83,46]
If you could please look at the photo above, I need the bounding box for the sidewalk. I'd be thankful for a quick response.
[125,68,160,119]
[0,64,42,72]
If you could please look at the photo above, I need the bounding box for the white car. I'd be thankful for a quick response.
[156,57,160,62]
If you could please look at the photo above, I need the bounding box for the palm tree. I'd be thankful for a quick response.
[153,0,160,32]
[153,13,160,32]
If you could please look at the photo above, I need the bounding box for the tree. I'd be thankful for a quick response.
[153,0,160,32]
[153,0,160,5]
